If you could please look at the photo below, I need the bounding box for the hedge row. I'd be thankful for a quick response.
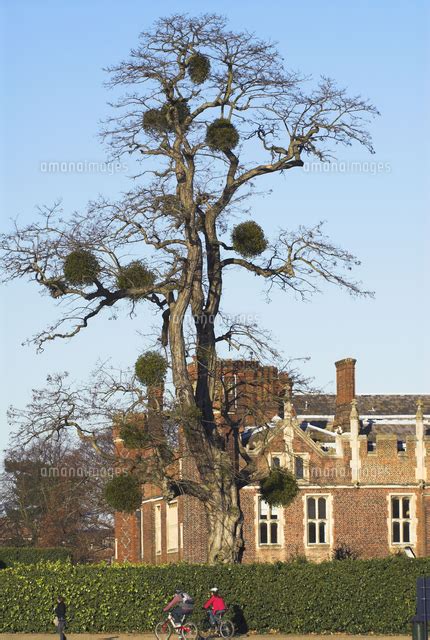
[0,557,425,634]
[0,547,72,568]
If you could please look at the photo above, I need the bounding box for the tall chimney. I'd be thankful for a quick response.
[334,358,356,427]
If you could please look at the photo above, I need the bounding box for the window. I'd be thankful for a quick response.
[271,455,282,469]
[167,502,179,552]
[391,496,412,544]
[155,504,162,555]
[136,508,144,559]
[271,452,308,479]
[306,496,328,545]
[295,456,304,480]
[223,374,238,412]
[258,498,280,545]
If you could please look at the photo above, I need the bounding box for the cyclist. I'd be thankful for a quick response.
[163,588,194,627]
[203,587,227,627]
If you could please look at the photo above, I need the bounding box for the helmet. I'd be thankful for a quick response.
[210,587,218,592]
[175,588,183,594]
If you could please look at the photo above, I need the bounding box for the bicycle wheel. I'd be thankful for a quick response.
[155,620,172,640]
[181,621,198,640]
[219,620,235,638]
[198,619,212,639]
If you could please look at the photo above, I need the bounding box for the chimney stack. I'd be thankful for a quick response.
[334,358,356,427]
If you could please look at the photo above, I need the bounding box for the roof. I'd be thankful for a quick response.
[242,394,430,449]
[293,394,430,417]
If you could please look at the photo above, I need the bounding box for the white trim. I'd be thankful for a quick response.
[114,537,118,560]
[416,412,427,482]
[242,483,424,490]
[297,414,430,420]
[166,501,179,553]
[350,411,361,482]
[141,495,164,504]
[155,503,162,555]
[140,507,144,559]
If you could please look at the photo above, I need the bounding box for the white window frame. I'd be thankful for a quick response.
[257,496,282,546]
[155,503,162,555]
[140,507,144,559]
[388,494,415,547]
[223,373,238,413]
[304,494,331,546]
[166,501,179,553]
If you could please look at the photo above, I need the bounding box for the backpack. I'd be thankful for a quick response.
[181,592,194,606]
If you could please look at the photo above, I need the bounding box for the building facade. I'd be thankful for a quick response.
[114,358,430,563]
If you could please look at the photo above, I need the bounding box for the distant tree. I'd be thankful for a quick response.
[0,14,377,562]
[0,434,113,561]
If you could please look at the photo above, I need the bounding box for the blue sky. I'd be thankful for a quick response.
[0,0,429,455]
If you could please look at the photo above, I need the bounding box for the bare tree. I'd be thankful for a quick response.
[0,433,113,561]
[1,14,377,562]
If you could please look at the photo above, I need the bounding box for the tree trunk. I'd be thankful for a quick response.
[205,479,244,563]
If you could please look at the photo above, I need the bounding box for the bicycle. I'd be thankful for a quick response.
[199,610,235,639]
[155,612,198,640]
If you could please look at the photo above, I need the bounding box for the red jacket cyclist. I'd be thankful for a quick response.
[203,588,227,627]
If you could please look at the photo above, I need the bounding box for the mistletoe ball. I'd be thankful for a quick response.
[117,261,155,296]
[104,473,142,513]
[135,351,168,387]
[143,100,190,134]
[63,249,100,285]
[188,53,211,84]
[119,422,150,450]
[232,220,267,258]
[206,118,239,152]
[260,469,299,507]
[142,107,169,134]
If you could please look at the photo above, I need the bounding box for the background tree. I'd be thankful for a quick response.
[0,14,377,562]
[0,431,113,562]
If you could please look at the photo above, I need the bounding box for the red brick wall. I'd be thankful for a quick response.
[115,511,141,562]
[182,495,208,562]
[334,358,356,426]
[240,485,426,563]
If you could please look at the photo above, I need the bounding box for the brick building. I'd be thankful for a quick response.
[114,358,430,563]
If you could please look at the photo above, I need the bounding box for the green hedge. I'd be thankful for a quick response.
[0,547,72,568]
[0,557,425,633]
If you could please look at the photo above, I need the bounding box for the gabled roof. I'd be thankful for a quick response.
[293,394,430,417]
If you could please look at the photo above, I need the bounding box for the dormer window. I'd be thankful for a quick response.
[295,456,304,479]
[272,456,281,468]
